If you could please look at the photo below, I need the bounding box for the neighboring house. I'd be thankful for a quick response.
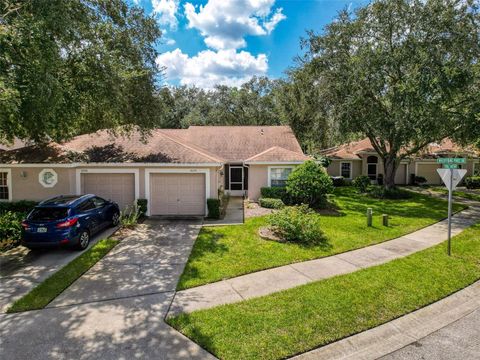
[0,126,309,216]
[322,138,480,185]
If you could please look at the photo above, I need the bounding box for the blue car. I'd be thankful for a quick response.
[22,195,120,250]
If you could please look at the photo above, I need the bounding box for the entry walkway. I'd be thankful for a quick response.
[169,206,480,315]
[203,196,244,226]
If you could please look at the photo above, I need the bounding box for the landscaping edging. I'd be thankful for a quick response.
[291,280,480,360]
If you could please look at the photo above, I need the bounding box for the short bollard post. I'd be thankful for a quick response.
[367,208,373,227]
[382,214,389,227]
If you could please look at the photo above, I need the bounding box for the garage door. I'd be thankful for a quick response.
[150,173,205,216]
[395,164,407,185]
[82,173,135,210]
[416,164,442,185]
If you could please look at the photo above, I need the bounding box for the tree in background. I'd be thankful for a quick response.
[0,0,162,144]
[302,0,479,188]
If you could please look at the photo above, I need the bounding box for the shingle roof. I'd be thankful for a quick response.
[322,138,479,160]
[245,146,311,163]
[0,129,224,164]
[0,139,29,151]
[0,126,307,164]
[166,126,304,162]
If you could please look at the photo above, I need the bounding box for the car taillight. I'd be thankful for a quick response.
[21,221,30,230]
[56,217,79,228]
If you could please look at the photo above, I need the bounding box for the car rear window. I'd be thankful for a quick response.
[28,207,69,222]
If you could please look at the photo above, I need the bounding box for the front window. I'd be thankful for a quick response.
[270,167,292,187]
[0,171,9,200]
[340,162,352,179]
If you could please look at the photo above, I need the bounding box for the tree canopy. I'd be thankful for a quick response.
[302,0,480,187]
[0,0,163,144]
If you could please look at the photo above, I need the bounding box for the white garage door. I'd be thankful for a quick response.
[82,173,135,210]
[417,164,442,185]
[150,173,205,216]
[395,164,407,185]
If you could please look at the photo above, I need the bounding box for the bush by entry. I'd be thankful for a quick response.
[168,223,480,360]
[177,187,466,290]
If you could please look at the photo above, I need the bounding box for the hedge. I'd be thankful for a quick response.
[260,187,287,199]
[207,198,221,219]
[259,198,285,209]
[465,176,480,189]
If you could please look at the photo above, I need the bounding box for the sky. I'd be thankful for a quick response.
[132,0,370,88]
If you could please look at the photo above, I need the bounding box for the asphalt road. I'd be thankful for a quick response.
[381,309,480,360]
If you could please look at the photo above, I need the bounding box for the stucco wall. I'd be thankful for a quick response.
[4,165,221,202]
[10,167,75,201]
[326,160,362,179]
[247,165,268,201]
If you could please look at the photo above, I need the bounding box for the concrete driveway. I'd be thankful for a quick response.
[0,219,215,360]
[0,227,117,312]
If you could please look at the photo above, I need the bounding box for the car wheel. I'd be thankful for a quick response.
[76,230,90,251]
[111,212,120,227]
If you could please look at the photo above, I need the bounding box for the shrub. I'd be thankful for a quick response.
[136,199,148,217]
[0,200,37,215]
[207,198,221,219]
[352,175,371,193]
[377,173,384,186]
[260,186,287,200]
[414,176,427,185]
[120,205,140,229]
[331,176,346,187]
[368,186,412,199]
[286,160,334,208]
[465,176,480,189]
[259,198,284,209]
[0,211,24,250]
[267,205,326,246]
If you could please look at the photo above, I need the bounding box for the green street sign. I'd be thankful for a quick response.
[437,158,466,164]
[443,164,458,169]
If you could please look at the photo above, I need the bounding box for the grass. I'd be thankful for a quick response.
[7,237,119,313]
[177,187,466,289]
[168,223,480,360]
[430,186,480,202]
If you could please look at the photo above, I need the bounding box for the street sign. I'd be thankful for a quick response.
[443,164,458,169]
[436,168,467,256]
[437,158,466,164]
[437,169,467,191]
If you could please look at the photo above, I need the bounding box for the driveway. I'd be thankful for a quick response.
[0,219,215,360]
[0,227,117,312]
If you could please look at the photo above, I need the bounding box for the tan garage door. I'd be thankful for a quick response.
[82,173,135,210]
[395,164,407,185]
[150,173,205,216]
[416,164,442,185]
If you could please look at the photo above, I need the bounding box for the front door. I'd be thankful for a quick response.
[229,166,244,196]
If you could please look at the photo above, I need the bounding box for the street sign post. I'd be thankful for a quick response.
[436,168,467,255]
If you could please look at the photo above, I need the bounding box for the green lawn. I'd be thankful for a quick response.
[178,187,465,289]
[168,223,480,360]
[430,186,480,202]
[8,237,119,313]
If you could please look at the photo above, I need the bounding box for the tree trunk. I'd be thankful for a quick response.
[383,156,398,189]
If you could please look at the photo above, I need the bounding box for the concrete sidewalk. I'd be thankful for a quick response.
[292,280,480,360]
[169,206,480,315]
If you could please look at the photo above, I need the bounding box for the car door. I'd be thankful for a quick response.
[76,199,100,234]
[91,196,109,229]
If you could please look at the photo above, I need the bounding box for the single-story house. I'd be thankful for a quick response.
[322,138,480,185]
[0,126,309,216]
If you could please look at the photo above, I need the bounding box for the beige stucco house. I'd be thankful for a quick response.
[0,126,309,216]
[322,138,480,185]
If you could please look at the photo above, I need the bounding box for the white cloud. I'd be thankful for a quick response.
[184,0,286,50]
[152,0,179,30]
[156,48,268,88]
[165,38,176,45]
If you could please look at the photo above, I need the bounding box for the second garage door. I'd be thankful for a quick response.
[82,173,135,210]
[150,173,205,216]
